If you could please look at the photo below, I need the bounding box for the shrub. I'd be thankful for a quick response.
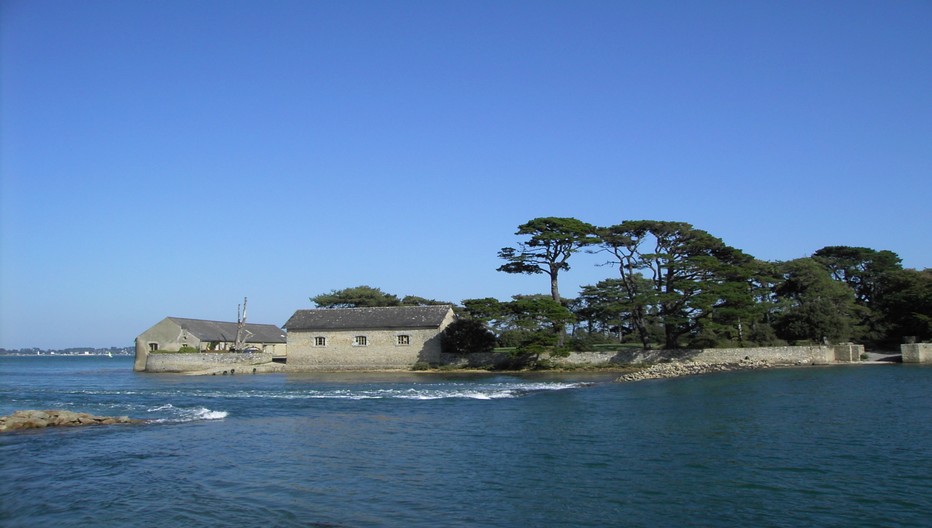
[567,333,618,351]
[411,361,431,371]
[441,319,497,354]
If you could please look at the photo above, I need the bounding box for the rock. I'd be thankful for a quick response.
[0,410,144,433]
[616,359,773,383]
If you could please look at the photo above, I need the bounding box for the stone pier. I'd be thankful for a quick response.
[901,343,932,363]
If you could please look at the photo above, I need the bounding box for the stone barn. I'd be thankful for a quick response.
[283,305,456,370]
[134,317,287,371]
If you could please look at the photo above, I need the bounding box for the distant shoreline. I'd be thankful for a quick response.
[0,353,134,357]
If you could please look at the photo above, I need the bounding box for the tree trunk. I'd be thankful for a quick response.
[664,323,679,350]
[633,309,651,349]
[549,269,565,346]
[549,271,560,303]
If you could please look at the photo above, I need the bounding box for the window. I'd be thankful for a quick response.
[354,335,368,346]
[314,336,327,347]
[149,343,159,351]
[396,335,410,346]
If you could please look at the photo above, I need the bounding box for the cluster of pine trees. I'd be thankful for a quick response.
[310,217,930,352]
[484,217,930,351]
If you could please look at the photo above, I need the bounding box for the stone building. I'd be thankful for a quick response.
[134,317,287,371]
[283,305,456,370]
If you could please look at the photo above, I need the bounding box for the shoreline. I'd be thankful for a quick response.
[614,355,900,383]
[615,358,777,382]
[160,349,905,377]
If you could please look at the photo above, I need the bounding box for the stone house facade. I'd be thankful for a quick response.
[283,305,456,370]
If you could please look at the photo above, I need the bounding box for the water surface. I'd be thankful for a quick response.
[2,357,930,527]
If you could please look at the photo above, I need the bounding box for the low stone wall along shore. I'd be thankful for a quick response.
[138,344,866,373]
[0,410,144,432]
[144,351,285,374]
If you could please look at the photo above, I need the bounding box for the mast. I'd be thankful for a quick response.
[234,297,249,351]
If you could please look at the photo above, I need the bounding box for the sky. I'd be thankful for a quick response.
[1,0,930,349]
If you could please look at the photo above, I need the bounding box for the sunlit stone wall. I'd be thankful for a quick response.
[901,343,932,363]
[441,345,849,369]
[145,352,277,373]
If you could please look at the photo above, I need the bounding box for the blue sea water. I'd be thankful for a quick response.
[1,356,930,527]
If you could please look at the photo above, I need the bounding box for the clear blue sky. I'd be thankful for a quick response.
[2,0,930,349]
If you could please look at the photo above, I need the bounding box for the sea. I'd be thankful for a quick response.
[1,356,930,528]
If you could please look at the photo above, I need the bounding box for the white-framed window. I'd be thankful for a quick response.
[396,335,410,346]
[354,335,368,346]
[314,336,327,347]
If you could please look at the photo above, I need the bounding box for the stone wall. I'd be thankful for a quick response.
[441,345,856,369]
[145,352,278,373]
[141,344,863,373]
[287,327,445,370]
[666,345,846,365]
[901,343,932,363]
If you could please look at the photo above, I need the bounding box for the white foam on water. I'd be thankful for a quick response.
[299,381,588,401]
[137,381,589,407]
[146,403,228,423]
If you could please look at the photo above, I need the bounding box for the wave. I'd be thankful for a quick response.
[348,382,587,400]
[255,381,588,401]
[39,382,590,411]
[146,404,228,423]
[123,382,586,402]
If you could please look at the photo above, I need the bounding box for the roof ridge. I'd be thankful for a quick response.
[167,316,283,328]
[284,305,453,330]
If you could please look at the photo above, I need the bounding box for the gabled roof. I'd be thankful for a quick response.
[167,317,287,343]
[283,305,453,331]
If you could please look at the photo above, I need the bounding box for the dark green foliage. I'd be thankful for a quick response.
[495,332,560,370]
[507,295,576,333]
[513,331,558,356]
[311,285,401,308]
[460,298,508,334]
[812,246,906,345]
[594,220,755,349]
[813,246,902,305]
[488,217,924,350]
[312,286,452,309]
[498,217,598,302]
[441,319,497,354]
[773,258,856,344]
[875,268,932,343]
[401,295,451,306]
[573,279,629,339]
[496,330,534,348]
[567,333,620,351]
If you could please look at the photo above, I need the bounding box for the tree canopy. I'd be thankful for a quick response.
[594,220,755,349]
[310,285,401,308]
[497,217,597,302]
[309,219,929,357]
[441,319,497,355]
[310,286,452,309]
[773,258,856,344]
[487,219,927,353]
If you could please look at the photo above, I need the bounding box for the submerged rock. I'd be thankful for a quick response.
[0,410,144,432]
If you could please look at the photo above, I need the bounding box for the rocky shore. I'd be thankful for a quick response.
[0,410,144,432]
[616,358,774,382]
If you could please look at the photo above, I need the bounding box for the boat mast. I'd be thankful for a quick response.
[235,297,248,351]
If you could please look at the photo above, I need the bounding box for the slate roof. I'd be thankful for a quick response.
[168,317,287,343]
[283,305,454,331]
